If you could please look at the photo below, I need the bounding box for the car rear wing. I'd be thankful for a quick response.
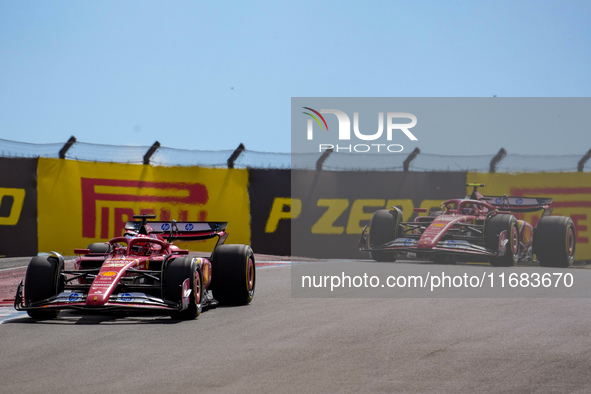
[125,220,229,242]
[481,196,553,212]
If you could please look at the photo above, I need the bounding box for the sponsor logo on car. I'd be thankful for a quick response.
[103,261,128,267]
[99,271,117,277]
[185,223,194,231]
[68,292,81,302]
[119,293,132,302]
[437,217,455,222]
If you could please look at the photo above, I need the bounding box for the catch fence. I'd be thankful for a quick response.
[1,137,590,173]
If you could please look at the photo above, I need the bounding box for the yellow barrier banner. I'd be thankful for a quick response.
[467,172,591,260]
[38,158,250,254]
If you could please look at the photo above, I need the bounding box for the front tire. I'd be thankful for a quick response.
[211,245,255,305]
[534,216,576,268]
[485,214,519,267]
[368,209,400,262]
[164,257,203,320]
[24,255,64,320]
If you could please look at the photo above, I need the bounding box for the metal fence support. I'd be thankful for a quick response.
[143,141,161,165]
[489,148,506,173]
[227,143,245,168]
[578,148,591,172]
[316,148,333,170]
[59,136,77,159]
[403,147,420,172]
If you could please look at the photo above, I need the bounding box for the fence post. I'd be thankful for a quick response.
[489,148,506,173]
[578,149,591,172]
[59,136,77,159]
[143,141,161,165]
[228,143,245,168]
[403,147,420,172]
[316,148,333,170]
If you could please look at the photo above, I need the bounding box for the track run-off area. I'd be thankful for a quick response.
[2,255,591,393]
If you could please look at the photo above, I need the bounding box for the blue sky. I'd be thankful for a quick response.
[0,0,590,155]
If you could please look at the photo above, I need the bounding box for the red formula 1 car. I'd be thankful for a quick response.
[360,184,576,267]
[15,214,255,320]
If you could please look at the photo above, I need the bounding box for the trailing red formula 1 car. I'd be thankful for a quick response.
[15,215,255,320]
[360,184,576,267]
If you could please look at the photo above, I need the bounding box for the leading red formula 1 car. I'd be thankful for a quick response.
[15,214,255,320]
[359,184,576,267]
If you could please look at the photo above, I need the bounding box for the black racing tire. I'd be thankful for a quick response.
[79,243,112,270]
[86,242,112,254]
[211,244,255,305]
[24,255,64,320]
[534,216,576,268]
[164,256,203,320]
[485,214,519,267]
[369,209,400,262]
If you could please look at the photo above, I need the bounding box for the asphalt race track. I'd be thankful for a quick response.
[2,256,591,393]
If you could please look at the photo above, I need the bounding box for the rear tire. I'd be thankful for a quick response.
[368,209,400,262]
[24,255,63,320]
[485,214,519,267]
[534,216,576,268]
[164,257,203,320]
[86,242,112,254]
[78,243,112,270]
[211,245,255,305]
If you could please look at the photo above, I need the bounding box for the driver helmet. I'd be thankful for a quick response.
[130,241,150,255]
[461,203,476,215]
